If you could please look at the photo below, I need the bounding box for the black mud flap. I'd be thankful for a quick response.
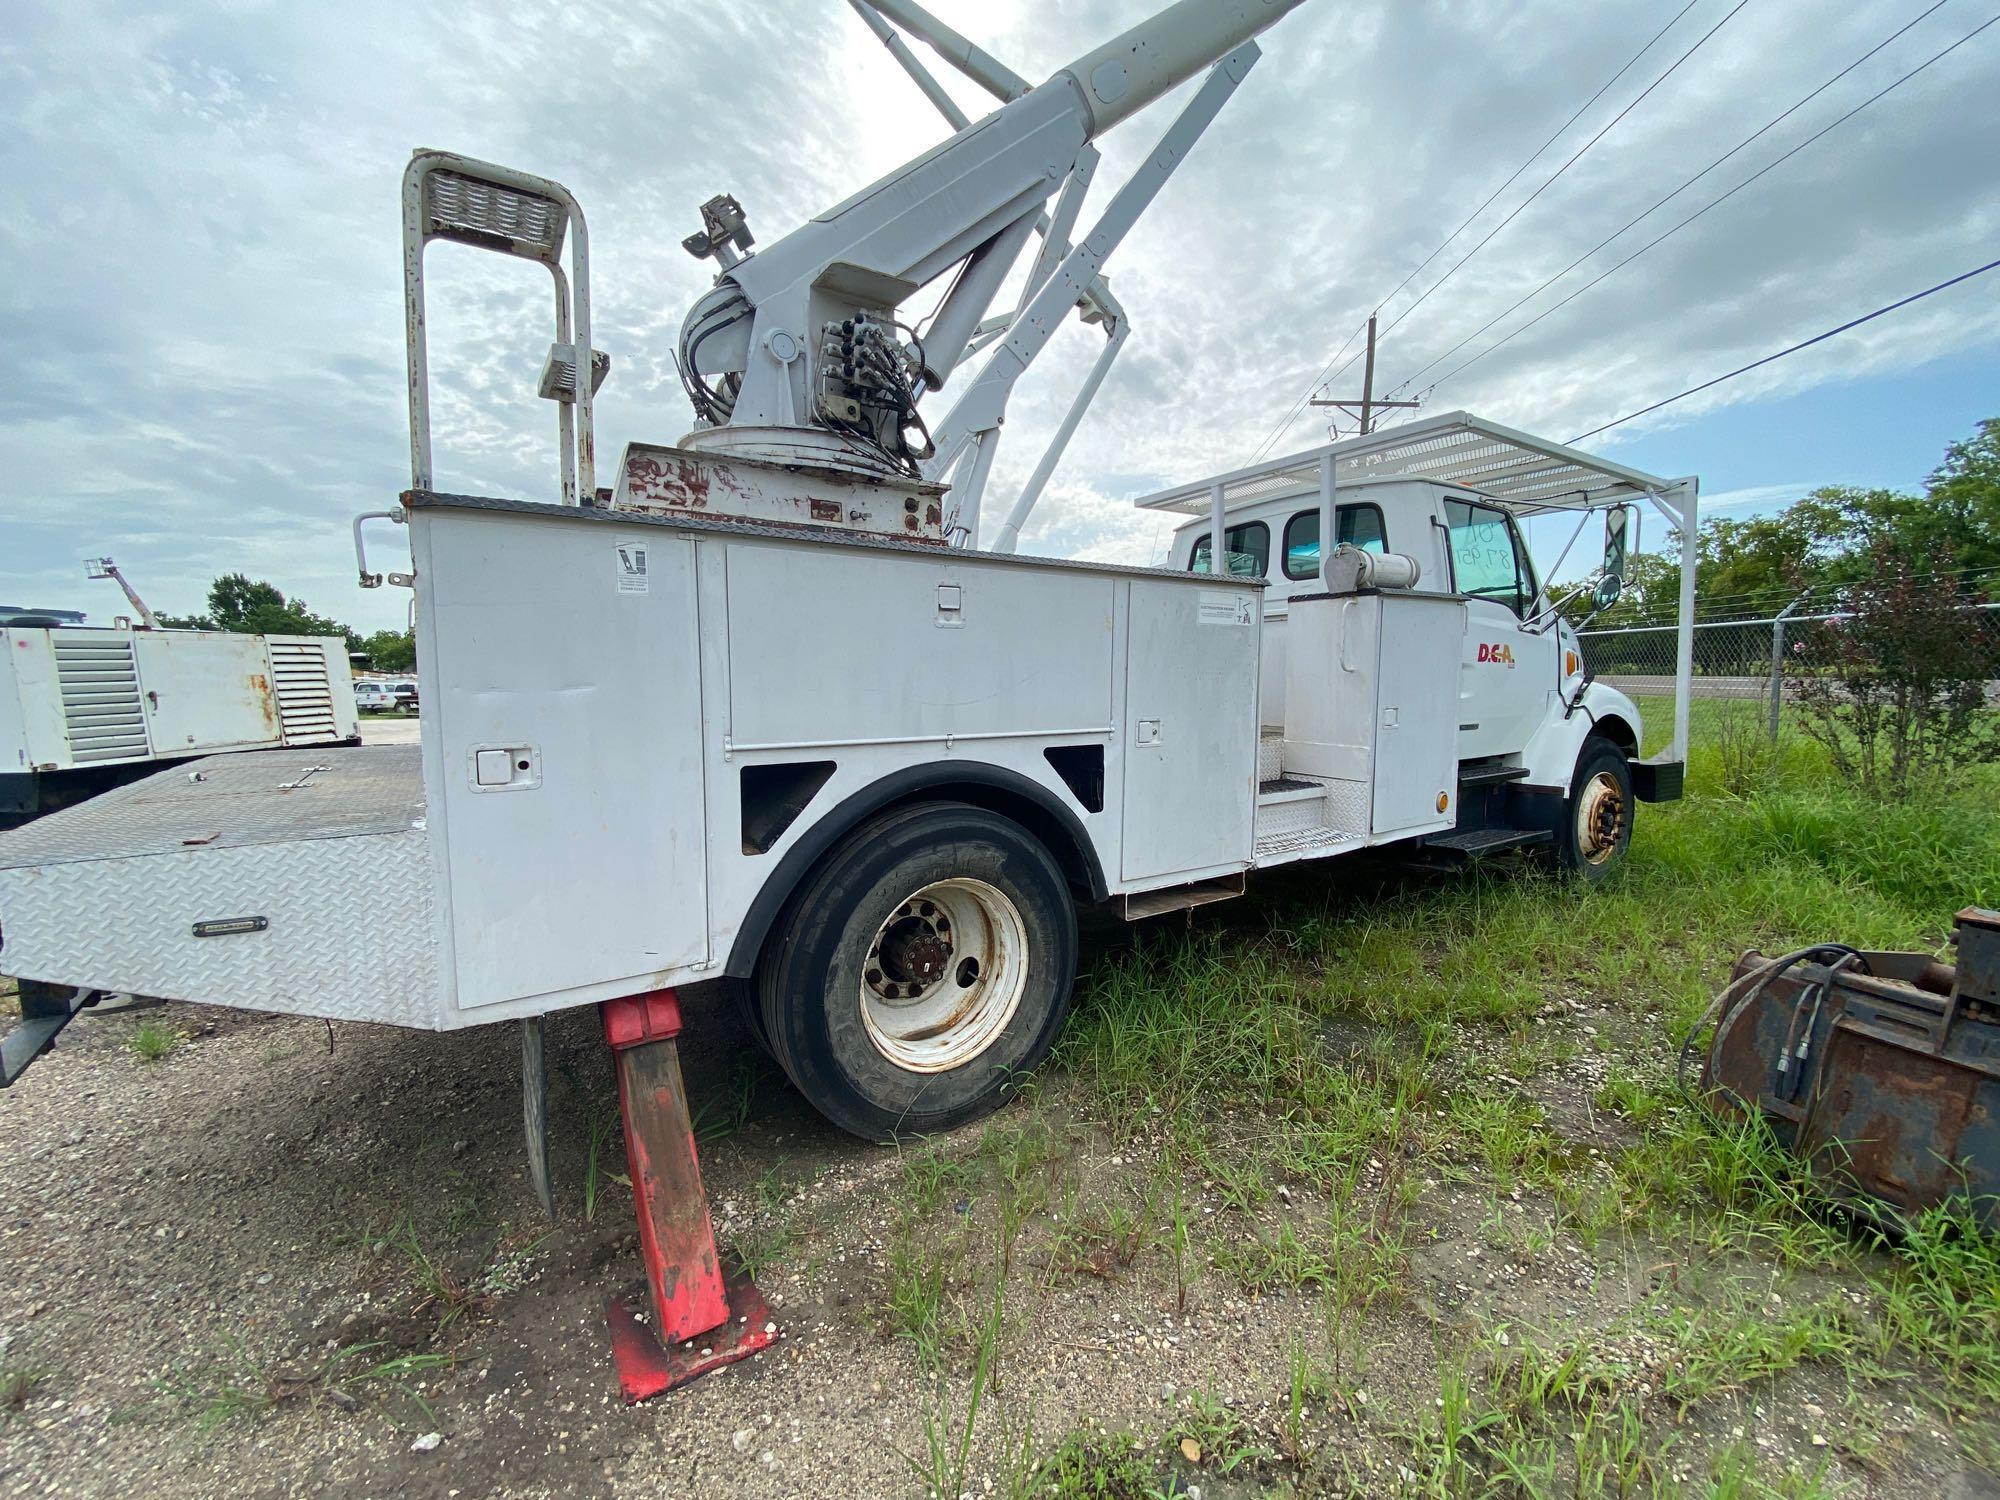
[1632,756,1684,803]
[0,982,94,1087]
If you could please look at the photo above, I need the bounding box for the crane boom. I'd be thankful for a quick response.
[674,0,1309,491]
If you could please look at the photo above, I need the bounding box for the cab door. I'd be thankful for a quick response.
[1441,497,1556,759]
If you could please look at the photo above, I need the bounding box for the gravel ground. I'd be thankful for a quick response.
[0,929,1993,1496]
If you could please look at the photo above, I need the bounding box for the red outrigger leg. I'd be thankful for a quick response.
[600,989,778,1401]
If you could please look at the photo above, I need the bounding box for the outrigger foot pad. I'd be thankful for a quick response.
[599,988,779,1402]
[605,1262,779,1402]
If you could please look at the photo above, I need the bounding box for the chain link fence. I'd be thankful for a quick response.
[1579,604,2000,743]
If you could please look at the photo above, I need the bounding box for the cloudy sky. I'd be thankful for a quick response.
[4,0,1997,632]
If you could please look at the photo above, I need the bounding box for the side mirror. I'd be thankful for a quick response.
[1596,505,1633,608]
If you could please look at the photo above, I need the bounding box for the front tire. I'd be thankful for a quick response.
[756,802,1077,1141]
[1555,736,1633,881]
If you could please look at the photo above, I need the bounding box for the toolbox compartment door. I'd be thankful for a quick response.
[416,509,708,1014]
[1119,578,1260,882]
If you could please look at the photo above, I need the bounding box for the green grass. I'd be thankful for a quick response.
[127,1017,182,1062]
[368,1210,548,1334]
[1029,1427,1162,1498]
[902,1274,1011,1500]
[1040,710,2000,1489]
[1173,1384,1275,1476]
[1392,1288,1872,1495]
[154,1337,285,1430]
[883,1228,971,1373]
[837,704,2000,1490]
[1880,1195,2000,1404]
[0,1358,46,1418]
[898,1137,980,1216]
[154,1336,451,1431]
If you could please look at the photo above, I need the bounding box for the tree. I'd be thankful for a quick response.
[1924,416,2000,577]
[1586,414,2000,624]
[159,573,360,650]
[360,629,417,673]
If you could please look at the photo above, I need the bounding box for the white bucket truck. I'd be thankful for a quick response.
[0,0,1695,1394]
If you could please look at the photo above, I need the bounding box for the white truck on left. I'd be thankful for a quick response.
[1,617,358,828]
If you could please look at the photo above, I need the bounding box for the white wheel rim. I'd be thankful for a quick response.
[1575,770,1627,866]
[859,877,1028,1073]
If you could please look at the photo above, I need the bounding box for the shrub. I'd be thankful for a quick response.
[1788,541,2000,798]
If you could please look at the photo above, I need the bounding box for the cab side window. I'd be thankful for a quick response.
[1443,498,1533,616]
[1188,521,1270,578]
[1281,504,1387,580]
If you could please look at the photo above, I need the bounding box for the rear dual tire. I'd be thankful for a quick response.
[755,803,1077,1141]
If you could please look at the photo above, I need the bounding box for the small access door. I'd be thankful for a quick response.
[1371,594,1463,837]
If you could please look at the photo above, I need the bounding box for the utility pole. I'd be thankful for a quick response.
[1310,315,1421,436]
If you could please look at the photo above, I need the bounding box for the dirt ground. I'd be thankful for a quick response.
[0,889,1995,1498]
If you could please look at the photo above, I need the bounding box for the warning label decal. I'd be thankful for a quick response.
[1198,589,1253,626]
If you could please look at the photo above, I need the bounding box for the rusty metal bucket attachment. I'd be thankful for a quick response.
[1701,908,2000,1226]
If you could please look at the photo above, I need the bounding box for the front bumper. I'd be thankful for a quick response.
[1632,755,1684,802]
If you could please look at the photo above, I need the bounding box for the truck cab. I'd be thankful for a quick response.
[1166,476,1583,768]
[1138,412,1696,890]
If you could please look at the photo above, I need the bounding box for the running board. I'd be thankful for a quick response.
[1416,827,1554,861]
[1456,762,1530,788]
[1258,777,1323,801]
[1121,872,1246,920]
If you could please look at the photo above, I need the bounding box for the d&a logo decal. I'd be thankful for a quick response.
[1476,642,1516,667]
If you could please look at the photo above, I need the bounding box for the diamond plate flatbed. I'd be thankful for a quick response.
[0,745,424,867]
[0,746,441,1027]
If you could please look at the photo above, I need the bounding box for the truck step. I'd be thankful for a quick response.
[1457,762,1530,788]
[1419,827,1554,857]
[1255,781,1329,842]
[1254,825,1361,862]
[1121,873,1246,921]
[0,984,91,1088]
[1258,777,1323,801]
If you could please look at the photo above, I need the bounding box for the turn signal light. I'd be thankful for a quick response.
[1565,649,1580,677]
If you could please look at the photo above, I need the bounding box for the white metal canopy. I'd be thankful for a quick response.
[1131,410,1678,517]
[1129,409,1701,766]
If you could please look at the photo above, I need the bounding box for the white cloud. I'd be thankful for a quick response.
[2,0,1996,628]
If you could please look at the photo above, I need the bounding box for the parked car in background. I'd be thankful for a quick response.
[354,679,419,713]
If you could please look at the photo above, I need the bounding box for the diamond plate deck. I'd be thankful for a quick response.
[0,745,423,868]
[0,746,440,1028]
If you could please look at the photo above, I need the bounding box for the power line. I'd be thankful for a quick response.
[1365,0,1704,327]
[1568,255,2000,443]
[1242,0,1705,463]
[1374,0,1752,345]
[1245,314,1369,462]
[1417,9,2000,403]
[1383,0,1952,400]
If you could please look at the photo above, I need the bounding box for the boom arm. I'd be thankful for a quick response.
[674,0,1307,489]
